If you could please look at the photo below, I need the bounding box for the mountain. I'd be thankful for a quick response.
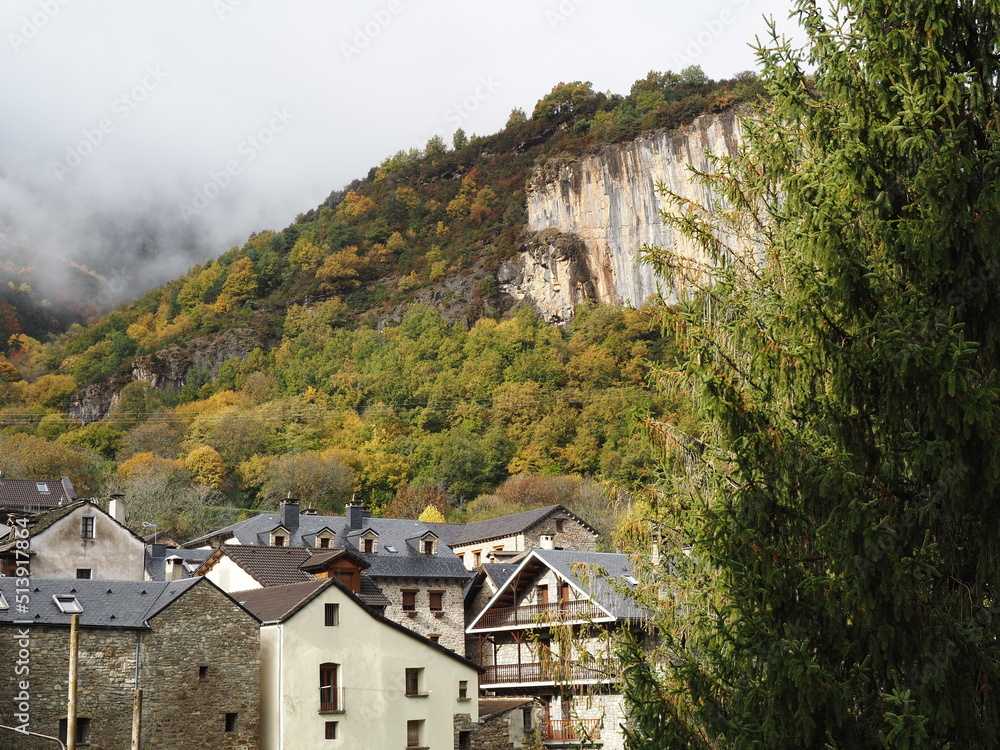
[0,69,758,532]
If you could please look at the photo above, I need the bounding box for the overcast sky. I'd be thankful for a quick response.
[0,0,796,300]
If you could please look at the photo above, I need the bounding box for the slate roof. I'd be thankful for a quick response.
[233,577,484,672]
[479,697,535,721]
[531,549,647,620]
[0,578,201,629]
[186,509,472,582]
[145,547,213,582]
[427,504,599,547]
[469,549,647,630]
[482,563,520,590]
[0,477,76,513]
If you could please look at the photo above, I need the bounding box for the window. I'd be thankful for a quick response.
[76,569,91,580]
[0,592,7,611]
[37,482,49,493]
[273,535,286,547]
[428,591,443,612]
[81,517,95,539]
[59,717,90,745]
[325,720,338,739]
[458,680,468,699]
[53,595,83,614]
[523,706,533,731]
[472,551,481,568]
[224,713,238,732]
[319,537,330,549]
[406,720,423,748]
[405,668,423,696]
[555,518,565,533]
[199,665,209,680]
[320,663,340,711]
[325,603,340,626]
[559,582,571,605]
[363,538,373,553]
[428,634,441,644]
[459,730,471,750]
[538,585,549,606]
[402,590,416,612]
[422,538,435,555]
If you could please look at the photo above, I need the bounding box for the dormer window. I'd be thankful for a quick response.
[270,526,290,547]
[419,533,437,556]
[360,531,378,554]
[314,530,335,550]
[318,538,330,549]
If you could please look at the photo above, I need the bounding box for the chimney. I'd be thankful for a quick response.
[165,555,183,582]
[539,534,555,550]
[108,494,126,524]
[280,498,300,532]
[150,544,167,559]
[346,498,369,531]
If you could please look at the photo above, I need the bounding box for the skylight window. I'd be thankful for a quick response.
[384,545,397,553]
[623,575,639,586]
[36,482,49,493]
[53,595,83,614]
[0,592,8,610]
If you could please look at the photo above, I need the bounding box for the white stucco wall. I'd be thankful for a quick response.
[261,584,479,750]
[201,556,263,593]
[32,505,145,580]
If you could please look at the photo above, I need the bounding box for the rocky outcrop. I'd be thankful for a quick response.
[513,107,744,320]
[70,328,267,424]
[497,229,593,324]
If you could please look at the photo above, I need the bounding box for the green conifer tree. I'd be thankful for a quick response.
[629,1,1000,746]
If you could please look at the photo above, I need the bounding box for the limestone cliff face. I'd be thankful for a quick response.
[509,108,743,320]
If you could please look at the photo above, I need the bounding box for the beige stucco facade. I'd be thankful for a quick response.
[202,554,264,592]
[259,582,479,750]
[31,503,146,580]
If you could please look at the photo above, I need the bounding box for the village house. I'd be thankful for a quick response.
[0,499,146,581]
[467,549,648,750]
[0,477,76,517]
[0,576,259,750]
[428,505,600,571]
[235,577,481,750]
[186,499,471,652]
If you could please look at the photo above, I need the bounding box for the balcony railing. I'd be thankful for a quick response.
[542,718,602,742]
[319,686,346,712]
[480,660,614,686]
[475,599,604,629]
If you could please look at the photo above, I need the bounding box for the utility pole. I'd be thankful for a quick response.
[66,614,79,750]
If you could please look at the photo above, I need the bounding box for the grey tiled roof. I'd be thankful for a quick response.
[427,504,599,547]
[0,578,201,629]
[186,511,472,582]
[0,477,76,513]
[207,546,318,587]
[482,563,520,590]
[531,549,647,620]
[145,547,214,582]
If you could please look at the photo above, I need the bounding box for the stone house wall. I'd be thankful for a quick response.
[0,625,137,750]
[377,576,467,653]
[139,581,259,749]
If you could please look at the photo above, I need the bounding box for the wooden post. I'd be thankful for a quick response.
[66,614,79,750]
[131,689,142,750]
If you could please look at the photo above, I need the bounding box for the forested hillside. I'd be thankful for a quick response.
[0,68,758,538]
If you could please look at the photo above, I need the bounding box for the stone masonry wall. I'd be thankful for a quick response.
[140,581,259,750]
[523,515,597,552]
[0,625,137,750]
[378,577,467,654]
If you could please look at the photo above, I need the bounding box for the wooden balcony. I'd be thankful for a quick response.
[542,718,602,742]
[475,599,604,629]
[480,660,614,686]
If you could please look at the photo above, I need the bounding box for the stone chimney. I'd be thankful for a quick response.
[280,498,300,532]
[346,498,369,531]
[108,494,126,524]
